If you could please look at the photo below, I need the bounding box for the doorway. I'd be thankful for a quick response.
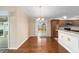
[35,18,47,37]
[0,16,9,49]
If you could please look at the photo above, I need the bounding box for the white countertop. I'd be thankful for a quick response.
[58,27,79,37]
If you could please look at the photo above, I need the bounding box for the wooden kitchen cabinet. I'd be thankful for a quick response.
[51,20,65,38]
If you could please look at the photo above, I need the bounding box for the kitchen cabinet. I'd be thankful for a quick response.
[58,30,79,53]
[51,20,65,38]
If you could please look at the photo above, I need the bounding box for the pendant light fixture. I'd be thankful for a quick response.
[39,6,44,21]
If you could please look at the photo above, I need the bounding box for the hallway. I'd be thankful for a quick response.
[7,37,68,53]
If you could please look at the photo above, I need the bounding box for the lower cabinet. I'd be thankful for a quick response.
[58,30,79,53]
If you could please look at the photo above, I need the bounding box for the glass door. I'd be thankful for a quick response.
[0,16,8,48]
[35,18,47,37]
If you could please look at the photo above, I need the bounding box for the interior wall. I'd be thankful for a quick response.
[15,7,29,49]
[0,6,30,49]
[28,18,35,36]
[47,20,51,36]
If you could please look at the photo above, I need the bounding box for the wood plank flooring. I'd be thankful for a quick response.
[7,37,69,53]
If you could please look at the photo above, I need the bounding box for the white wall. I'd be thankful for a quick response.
[28,18,35,36]
[46,20,51,36]
[15,7,29,49]
[0,7,30,49]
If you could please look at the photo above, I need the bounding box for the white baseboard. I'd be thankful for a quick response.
[17,37,29,49]
[29,35,51,37]
[8,48,17,50]
[9,37,29,50]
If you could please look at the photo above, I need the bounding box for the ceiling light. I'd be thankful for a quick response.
[63,16,67,19]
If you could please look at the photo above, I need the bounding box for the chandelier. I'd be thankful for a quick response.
[37,6,44,21]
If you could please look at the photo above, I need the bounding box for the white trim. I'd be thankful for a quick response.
[8,15,10,49]
[9,37,29,49]
[17,37,29,49]
[58,41,72,53]
[8,48,17,50]
[29,35,36,37]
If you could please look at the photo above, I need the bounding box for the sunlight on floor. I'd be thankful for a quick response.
[37,36,47,47]
[37,36,41,46]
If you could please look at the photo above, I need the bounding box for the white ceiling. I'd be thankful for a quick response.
[24,6,79,18]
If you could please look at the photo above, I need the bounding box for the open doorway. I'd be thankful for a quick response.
[35,18,47,37]
[0,16,8,49]
[0,11,9,52]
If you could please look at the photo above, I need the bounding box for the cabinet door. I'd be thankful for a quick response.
[58,31,79,52]
[51,20,59,38]
[66,36,79,52]
[58,31,67,45]
[59,20,65,27]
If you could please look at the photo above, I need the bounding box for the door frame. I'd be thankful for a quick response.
[8,15,10,49]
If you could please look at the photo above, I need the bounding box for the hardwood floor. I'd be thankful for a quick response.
[7,37,69,53]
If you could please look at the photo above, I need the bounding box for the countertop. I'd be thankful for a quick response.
[58,27,79,37]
